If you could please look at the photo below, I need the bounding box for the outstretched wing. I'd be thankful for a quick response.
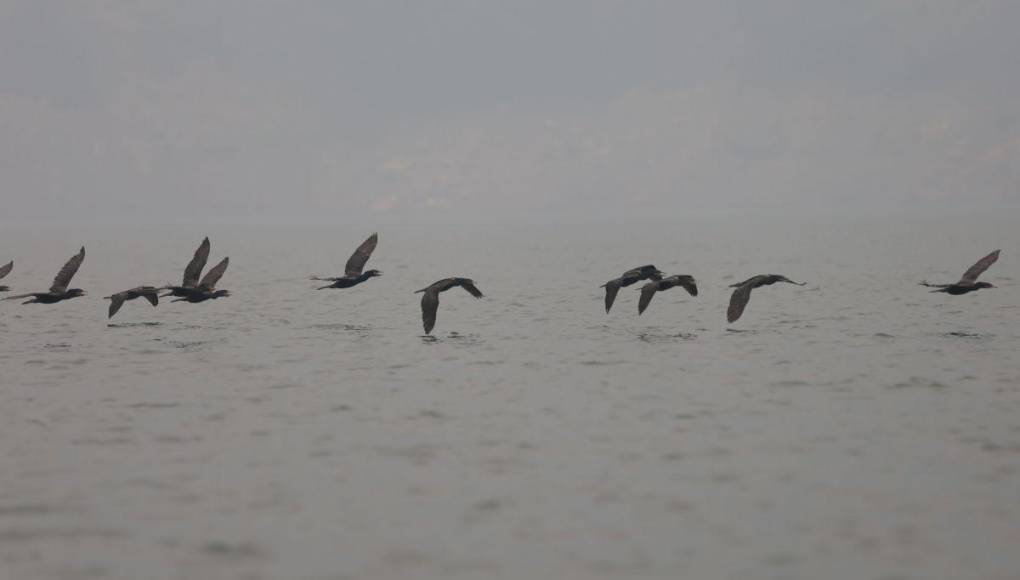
[183,237,211,287]
[108,293,127,318]
[50,247,85,294]
[727,284,753,323]
[602,278,622,313]
[637,282,657,315]
[199,257,229,290]
[675,275,698,296]
[421,291,439,334]
[959,249,999,284]
[460,280,484,298]
[140,287,159,307]
[344,233,378,276]
[0,260,11,280]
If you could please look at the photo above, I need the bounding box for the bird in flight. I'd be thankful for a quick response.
[5,247,86,305]
[160,237,230,303]
[920,249,1000,295]
[105,286,160,318]
[726,274,805,323]
[414,277,483,335]
[0,260,12,291]
[601,265,663,313]
[311,233,381,289]
[637,275,698,315]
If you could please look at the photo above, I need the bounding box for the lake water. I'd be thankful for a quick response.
[1,214,1018,580]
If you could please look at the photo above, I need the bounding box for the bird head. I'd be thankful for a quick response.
[365,269,383,278]
[67,288,87,298]
[975,281,995,289]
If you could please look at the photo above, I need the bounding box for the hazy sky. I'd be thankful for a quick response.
[2,1,1018,223]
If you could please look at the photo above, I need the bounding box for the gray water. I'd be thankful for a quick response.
[1,214,1018,580]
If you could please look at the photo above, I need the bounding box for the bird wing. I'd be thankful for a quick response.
[603,278,622,313]
[183,237,211,287]
[675,275,698,296]
[140,287,160,307]
[108,293,126,318]
[344,233,378,276]
[421,291,439,334]
[460,280,484,298]
[727,284,753,323]
[50,247,85,294]
[198,257,229,290]
[637,282,657,315]
[959,249,1000,284]
[0,260,11,280]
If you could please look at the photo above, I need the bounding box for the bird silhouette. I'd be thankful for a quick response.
[637,275,698,315]
[105,286,159,318]
[5,247,86,304]
[414,278,483,335]
[311,233,381,289]
[920,250,1000,295]
[726,274,805,323]
[601,265,663,313]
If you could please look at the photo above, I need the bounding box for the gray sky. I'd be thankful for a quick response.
[2,1,1018,223]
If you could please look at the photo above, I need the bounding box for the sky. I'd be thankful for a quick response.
[1,1,1018,223]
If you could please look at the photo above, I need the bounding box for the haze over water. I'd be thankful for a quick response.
[0,213,1017,579]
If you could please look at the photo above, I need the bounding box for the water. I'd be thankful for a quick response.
[1,214,1018,580]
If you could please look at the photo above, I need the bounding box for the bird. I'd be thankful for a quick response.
[601,265,663,313]
[311,233,381,289]
[160,237,212,298]
[105,286,159,318]
[170,257,230,303]
[920,249,1000,295]
[5,247,86,304]
[414,277,483,335]
[637,275,698,315]
[0,260,12,291]
[727,274,805,323]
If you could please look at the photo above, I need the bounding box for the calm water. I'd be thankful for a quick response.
[1,215,1018,580]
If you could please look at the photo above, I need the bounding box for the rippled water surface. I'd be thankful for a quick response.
[1,215,1018,580]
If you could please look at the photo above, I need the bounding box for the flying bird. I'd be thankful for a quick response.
[5,247,86,304]
[726,274,805,323]
[311,233,382,289]
[601,265,663,313]
[920,249,1000,295]
[105,286,159,318]
[414,277,483,335]
[161,237,212,298]
[170,257,230,303]
[637,275,698,315]
[0,260,11,291]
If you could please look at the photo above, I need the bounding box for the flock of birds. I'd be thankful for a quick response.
[0,234,1003,334]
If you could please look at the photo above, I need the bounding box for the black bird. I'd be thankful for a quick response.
[105,286,159,318]
[170,257,230,303]
[727,274,805,323]
[161,237,212,298]
[601,265,663,313]
[311,233,381,289]
[5,247,86,304]
[414,278,483,335]
[0,260,11,291]
[920,249,1000,295]
[637,275,698,315]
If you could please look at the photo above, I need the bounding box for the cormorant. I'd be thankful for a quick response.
[105,286,159,318]
[170,257,230,303]
[637,275,697,315]
[0,260,11,291]
[160,237,212,298]
[727,274,805,323]
[920,249,1000,295]
[311,233,381,289]
[5,247,86,304]
[601,265,663,313]
[414,277,483,335]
